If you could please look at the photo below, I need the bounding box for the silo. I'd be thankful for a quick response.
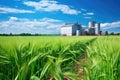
[88,21,96,28]
[89,27,95,35]
[95,23,100,35]
[76,30,80,36]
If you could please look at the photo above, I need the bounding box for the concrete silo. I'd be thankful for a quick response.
[76,30,80,36]
[88,21,96,28]
[61,23,82,36]
[88,21,96,35]
[95,23,100,35]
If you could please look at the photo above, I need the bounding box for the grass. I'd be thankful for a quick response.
[0,36,119,80]
[85,36,120,80]
[0,36,95,80]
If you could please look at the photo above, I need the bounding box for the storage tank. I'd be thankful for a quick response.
[88,21,96,28]
[95,23,100,35]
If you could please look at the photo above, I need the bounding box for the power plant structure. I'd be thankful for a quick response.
[61,21,105,36]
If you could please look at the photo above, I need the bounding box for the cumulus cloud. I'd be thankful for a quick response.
[0,17,64,34]
[0,7,34,13]
[23,0,80,15]
[9,17,18,21]
[101,21,120,29]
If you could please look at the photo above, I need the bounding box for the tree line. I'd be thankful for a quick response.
[0,32,120,36]
[0,33,59,36]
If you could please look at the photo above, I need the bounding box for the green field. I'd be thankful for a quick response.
[0,36,120,80]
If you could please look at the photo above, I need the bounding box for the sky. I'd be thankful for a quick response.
[0,0,120,34]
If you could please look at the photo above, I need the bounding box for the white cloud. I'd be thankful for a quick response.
[82,11,94,19]
[86,12,94,15]
[23,0,80,15]
[0,17,64,34]
[81,8,87,11]
[83,12,94,16]
[101,21,120,29]
[84,17,92,19]
[82,25,87,27]
[40,18,62,22]
[0,7,34,13]
[9,17,18,21]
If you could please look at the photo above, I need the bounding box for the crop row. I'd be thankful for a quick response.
[84,36,120,80]
[0,36,95,80]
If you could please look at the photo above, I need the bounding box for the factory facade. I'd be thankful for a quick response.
[61,23,82,36]
[61,21,103,36]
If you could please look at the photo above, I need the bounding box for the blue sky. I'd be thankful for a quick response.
[0,0,120,34]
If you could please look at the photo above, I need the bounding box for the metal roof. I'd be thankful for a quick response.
[61,23,81,27]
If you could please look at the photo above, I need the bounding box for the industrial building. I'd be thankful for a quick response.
[87,21,101,35]
[61,23,82,36]
[61,21,102,36]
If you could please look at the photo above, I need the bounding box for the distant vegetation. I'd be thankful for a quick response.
[0,32,120,36]
[0,33,59,36]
